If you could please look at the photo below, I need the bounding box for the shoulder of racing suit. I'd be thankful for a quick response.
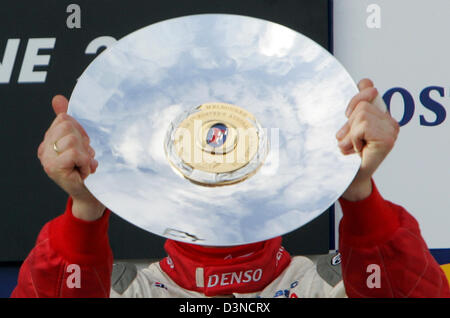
[304,252,342,288]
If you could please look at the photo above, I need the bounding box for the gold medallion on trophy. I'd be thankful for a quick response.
[164,102,269,186]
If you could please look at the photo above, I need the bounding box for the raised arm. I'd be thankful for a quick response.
[336,79,450,297]
[11,96,113,298]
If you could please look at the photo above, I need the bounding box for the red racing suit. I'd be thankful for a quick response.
[10,181,450,297]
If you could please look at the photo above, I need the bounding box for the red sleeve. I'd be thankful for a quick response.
[338,180,450,298]
[10,197,113,298]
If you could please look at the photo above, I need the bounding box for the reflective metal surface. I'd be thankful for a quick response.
[68,14,360,246]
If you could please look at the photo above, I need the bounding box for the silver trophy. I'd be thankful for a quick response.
[68,14,360,246]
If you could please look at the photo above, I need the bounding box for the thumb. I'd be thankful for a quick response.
[357,78,374,91]
[52,95,69,115]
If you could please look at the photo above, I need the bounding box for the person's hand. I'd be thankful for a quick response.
[37,95,105,220]
[336,79,400,201]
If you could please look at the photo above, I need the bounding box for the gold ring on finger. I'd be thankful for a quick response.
[53,141,60,155]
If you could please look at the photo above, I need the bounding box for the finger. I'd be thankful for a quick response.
[350,123,367,154]
[338,111,379,154]
[61,114,89,140]
[72,118,90,140]
[346,87,379,117]
[74,152,92,180]
[37,141,45,159]
[52,95,69,115]
[57,148,92,180]
[46,120,81,148]
[336,122,350,140]
[47,113,89,141]
[372,94,388,113]
[358,78,374,91]
[342,147,356,156]
[52,134,95,157]
[46,117,92,152]
[53,132,97,175]
[46,113,67,136]
[338,136,355,154]
[44,147,90,181]
[338,125,366,155]
[346,100,386,130]
[90,157,99,174]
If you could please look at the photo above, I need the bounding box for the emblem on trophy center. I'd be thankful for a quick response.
[164,102,269,186]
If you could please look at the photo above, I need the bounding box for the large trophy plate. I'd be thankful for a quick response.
[68,14,360,246]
